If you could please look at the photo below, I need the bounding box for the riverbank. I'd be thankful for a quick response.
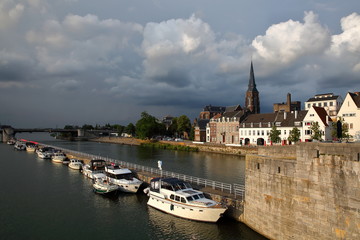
[90,137,258,156]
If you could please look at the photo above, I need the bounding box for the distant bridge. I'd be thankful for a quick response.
[0,126,113,142]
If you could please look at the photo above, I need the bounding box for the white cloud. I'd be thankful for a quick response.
[329,12,360,72]
[252,11,331,74]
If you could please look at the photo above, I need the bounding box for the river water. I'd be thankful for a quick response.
[0,133,266,240]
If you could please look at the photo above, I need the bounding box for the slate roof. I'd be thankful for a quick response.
[195,119,210,130]
[349,92,360,108]
[202,105,226,113]
[225,105,243,112]
[241,111,307,128]
[247,61,258,92]
[306,95,339,102]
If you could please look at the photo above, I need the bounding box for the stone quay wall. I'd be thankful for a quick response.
[242,142,360,240]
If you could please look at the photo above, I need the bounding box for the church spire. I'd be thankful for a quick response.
[245,61,260,114]
[247,61,258,92]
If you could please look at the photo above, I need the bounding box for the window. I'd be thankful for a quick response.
[305,130,312,135]
[307,104,311,108]
[324,102,327,107]
[284,130,287,135]
[330,102,333,106]
[310,114,314,117]
[318,103,322,107]
[181,197,186,203]
[261,130,264,136]
[350,123,353,129]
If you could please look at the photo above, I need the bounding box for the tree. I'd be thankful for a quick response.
[167,117,178,137]
[189,125,195,141]
[310,121,322,141]
[269,125,281,144]
[331,117,351,141]
[135,112,162,139]
[81,124,94,130]
[125,123,136,136]
[288,127,301,143]
[177,115,191,138]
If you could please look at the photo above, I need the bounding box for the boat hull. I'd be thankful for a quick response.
[93,183,118,194]
[147,193,226,223]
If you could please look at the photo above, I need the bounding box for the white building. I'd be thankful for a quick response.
[337,92,360,141]
[302,106,333,142]
[305,93,343,121]
[239,111,307,145]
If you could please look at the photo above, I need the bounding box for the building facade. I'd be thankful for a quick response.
[273,93,301,112]
[305,93,343,121]
[337,92,360,141]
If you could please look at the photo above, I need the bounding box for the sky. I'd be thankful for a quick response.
[0,0,359,128]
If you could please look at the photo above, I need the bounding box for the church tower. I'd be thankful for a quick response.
[245,61,260,114]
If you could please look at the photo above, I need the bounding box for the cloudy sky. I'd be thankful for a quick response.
[1,0,359,128]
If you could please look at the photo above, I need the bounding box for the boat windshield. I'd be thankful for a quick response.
[107,172,134,180]
[187,193,206,201]
[172,182,192,191]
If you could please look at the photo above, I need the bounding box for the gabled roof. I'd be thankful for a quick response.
[349,92,360,108]
[225,105,243,112]
[312,106,332,126]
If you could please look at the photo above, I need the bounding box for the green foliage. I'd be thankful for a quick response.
[189,125,195,141]
[125,123,136,135]
[82,124,94,130]
[269,125,281,143]
[177,115,191,137]
[310,121,322,141]
[331,117,352,140]
[141,142,199,152]
[288,127,301,143]
[135,112,164,139]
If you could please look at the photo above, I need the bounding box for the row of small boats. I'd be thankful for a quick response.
[9,139,228,223]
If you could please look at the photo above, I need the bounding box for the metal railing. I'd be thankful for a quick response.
[41,143,246,199]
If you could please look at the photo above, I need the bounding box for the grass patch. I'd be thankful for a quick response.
[140,142,199,152]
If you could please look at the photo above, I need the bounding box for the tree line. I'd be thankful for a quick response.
[61,111,194,140]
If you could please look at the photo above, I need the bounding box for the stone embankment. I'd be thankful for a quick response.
[90,137,258,156]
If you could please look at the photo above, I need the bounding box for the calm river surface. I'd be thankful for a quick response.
[0,133,266,240]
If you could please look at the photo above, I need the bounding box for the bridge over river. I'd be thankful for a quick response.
[0,126,112,142]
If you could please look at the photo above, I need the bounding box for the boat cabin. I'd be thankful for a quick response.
[89,159,106,171]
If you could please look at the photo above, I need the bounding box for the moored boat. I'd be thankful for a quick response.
[36,147,55,159]
[105,164,143,193]
[14,141,26,151]
[92,173,119,194]
[68,159,83,170]
[82,159,106,179]
[25,142,37,152]
[7,139,16,145]
[146,177,227,223]
[52,152,67,163]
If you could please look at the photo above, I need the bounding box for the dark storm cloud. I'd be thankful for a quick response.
[1,0,360,127]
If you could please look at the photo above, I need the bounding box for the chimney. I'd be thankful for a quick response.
[295,110,298,119]
[284,111,287,119]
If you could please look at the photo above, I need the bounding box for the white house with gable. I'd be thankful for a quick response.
[302,106,333,141]
[337,92,360,141]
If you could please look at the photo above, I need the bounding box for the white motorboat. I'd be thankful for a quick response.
[7,139,16,145]
[105,164,143,193]
[68,159,83,170]
[146,177,227,223]
[14,141,26,151]
[36,147,55,159]
[92,173,119,194]
[25,142,37,152]
[82,159,106,179]
[52,152,67,163]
